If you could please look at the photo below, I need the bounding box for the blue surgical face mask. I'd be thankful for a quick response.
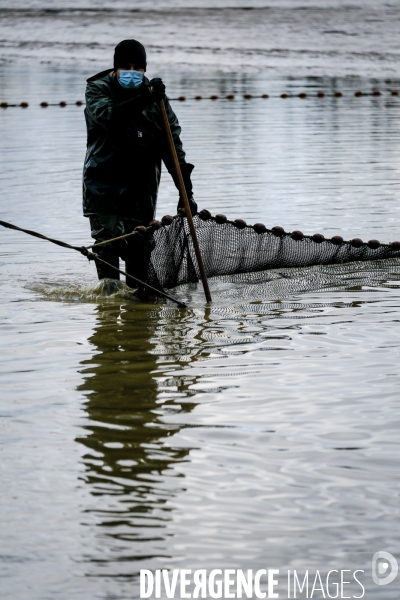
[118,70,143,89]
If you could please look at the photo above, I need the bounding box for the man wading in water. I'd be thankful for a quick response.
[83,39,197,295]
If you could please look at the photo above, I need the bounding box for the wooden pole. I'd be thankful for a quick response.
[159,100,212,303]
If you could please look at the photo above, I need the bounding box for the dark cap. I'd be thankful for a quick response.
[113,39,147,70]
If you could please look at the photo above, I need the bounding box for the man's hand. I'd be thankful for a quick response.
[147,78,166,101]
[112,77,166,118]
[176,163,197,215]
[177,197,198,217]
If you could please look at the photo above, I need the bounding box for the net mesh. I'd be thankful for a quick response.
[147,212,400,290]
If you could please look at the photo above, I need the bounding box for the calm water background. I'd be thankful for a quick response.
[1,2,400,599]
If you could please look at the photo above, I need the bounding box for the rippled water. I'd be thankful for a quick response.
[1,0,400,78]
[1,4,400,598]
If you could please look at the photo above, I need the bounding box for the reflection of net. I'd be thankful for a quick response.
[148,213,400,289]
[211,259,400,303]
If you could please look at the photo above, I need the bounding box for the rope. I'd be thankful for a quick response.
[0,219,84,251]
[1,90,399,109]
[0,219,187,308]
[86,229,139,249]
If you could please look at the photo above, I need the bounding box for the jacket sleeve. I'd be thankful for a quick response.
[159,99,196,198]
[160,98,187,170]
[85,81,151,130]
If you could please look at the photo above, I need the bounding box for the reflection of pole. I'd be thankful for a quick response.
[159,100,212,303]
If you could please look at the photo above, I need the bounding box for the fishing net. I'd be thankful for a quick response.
[147,210,400,289]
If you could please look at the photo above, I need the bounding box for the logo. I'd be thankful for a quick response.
[372,551,398,586]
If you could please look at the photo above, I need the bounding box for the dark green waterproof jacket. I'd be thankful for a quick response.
[83,69,187,224]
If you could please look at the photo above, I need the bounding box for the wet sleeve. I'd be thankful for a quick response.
[160,99,188,179]
[164,98,187,164]
[85,82,151,130]
[159,99,195,197]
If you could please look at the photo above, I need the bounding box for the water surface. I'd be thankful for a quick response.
[1,10,400,599]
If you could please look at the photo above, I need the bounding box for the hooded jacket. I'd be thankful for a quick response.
[83,69,188,225]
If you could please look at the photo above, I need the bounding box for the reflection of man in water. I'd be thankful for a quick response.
[82,39,197,294]
[76,304,196,570]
